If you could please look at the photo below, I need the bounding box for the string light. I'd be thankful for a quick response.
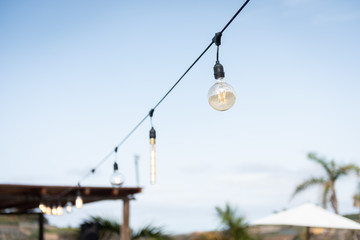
[67,0,251,189]
[51,205,57,215]
[134,155,140,186]
[149,127,156,184]
[42,0,251,209]
[149,109,156,184]
[75,190,83,209]
[110,147,125,187]
[46,206,52,215]
[57,204,63,216]
[65,200,73,213]
[39,201,46,213]
[208,32,236,111]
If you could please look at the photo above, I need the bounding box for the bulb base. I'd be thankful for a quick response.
[214,62,225,79]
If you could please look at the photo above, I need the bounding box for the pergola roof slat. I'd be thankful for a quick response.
[0,184,142,213]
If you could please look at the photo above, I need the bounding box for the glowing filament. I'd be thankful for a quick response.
[217,88,226,103]
[150,141,156,184]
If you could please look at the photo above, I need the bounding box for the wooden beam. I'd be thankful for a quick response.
[121,198,130,240]
[0,184,141,212]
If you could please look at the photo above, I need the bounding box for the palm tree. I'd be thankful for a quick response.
[132,225,172,240]
[292,152,360,214]
[83,216,120,240]
[215,203,254,240]
[82,216,172,240]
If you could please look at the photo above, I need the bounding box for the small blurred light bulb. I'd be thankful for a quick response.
[46,206,52,215]
[149,127,156,184]
[57,204,63,216]
[75,191,83,209]
[65,200,72,213]
[208,62,236,111]
[39,202,46,213]
[110,162,125,187]
[51,205,57,215]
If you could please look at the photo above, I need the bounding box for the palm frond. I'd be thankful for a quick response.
[291,177,326,199]
[307,152,332,176]
[82,216,171,240]
[216,204,237,232]
[334,164,360,179]
[83,216,120,240]
[132,225,171,240]
[215,204,254,240]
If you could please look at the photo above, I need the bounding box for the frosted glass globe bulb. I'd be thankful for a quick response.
[57,205,63,216]
[51,205,57,215]
[110,170,125,187]
[65,201,72,213]
[39,202,46,213]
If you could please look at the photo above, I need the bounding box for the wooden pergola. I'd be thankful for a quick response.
[0,184,142,240]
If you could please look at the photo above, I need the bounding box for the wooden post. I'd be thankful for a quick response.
[305,227,311,240]
[38,213,44,240]
[121,198,130,240]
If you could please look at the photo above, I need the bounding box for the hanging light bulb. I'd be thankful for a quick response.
[39,201,46,213]
[75,191,83,209]
[110,147,125,187]
[208,62,236,111]
[57,204,63,216]
[208,32,236,111]
[110,162,125,187]
[51,205,57,215]
[65,200,72,213]
[150,127,156,184]
[46,206,52,215]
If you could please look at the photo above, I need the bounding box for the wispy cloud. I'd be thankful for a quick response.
[283,0,314,6]
[312,11,360,25]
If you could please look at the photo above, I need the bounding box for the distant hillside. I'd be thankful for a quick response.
[344,213,360,222]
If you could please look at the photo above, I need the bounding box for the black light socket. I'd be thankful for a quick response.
[113,162,118,171]
[214,62,225,79]
[149,127,156,139]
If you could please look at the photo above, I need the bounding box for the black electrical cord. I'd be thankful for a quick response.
[51,0,251,203]
[153,42,214,110]
[79,0,251,185]
[220,0,250,34]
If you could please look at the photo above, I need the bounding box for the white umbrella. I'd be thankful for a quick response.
[253,203,360,240]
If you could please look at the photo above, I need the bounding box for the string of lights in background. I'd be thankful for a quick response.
[37,0,251,216]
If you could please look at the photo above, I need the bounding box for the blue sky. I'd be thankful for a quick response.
[1,0,360,234]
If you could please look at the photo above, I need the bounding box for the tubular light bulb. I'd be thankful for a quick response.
[208,62,236,111]
[110,162,125,187]
[75,192,83,209]
[65,201,72,213]
[57,205,63,216]
[150,127,156,184]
